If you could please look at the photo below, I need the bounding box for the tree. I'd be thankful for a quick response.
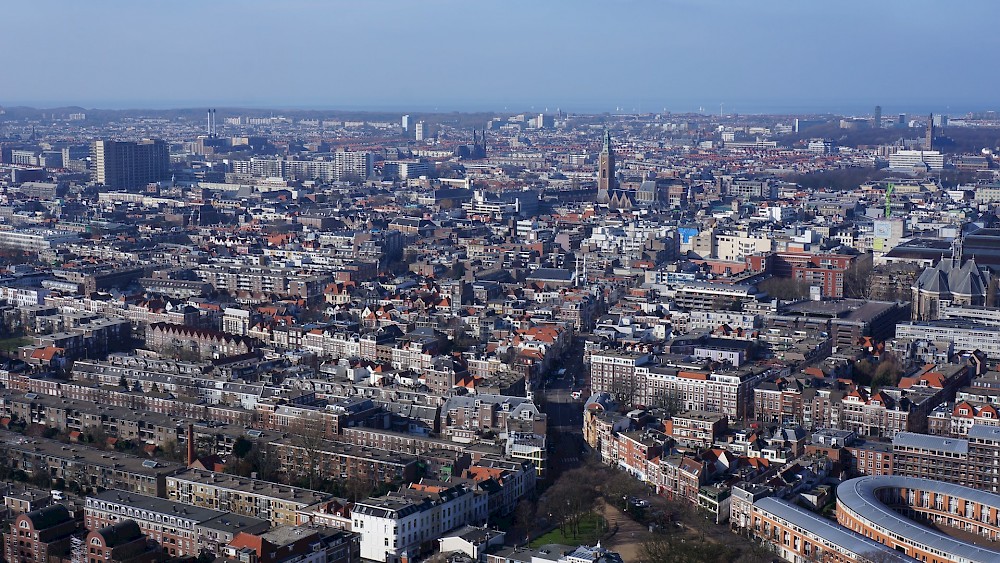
[648,389,684,417]
[759,277,811,301]
[232,436,254,459]
[512,499,537,543]
[858,550,908,563]
[872,351,904,391]
[844,254,875,300]
[602,469,646,510]
[608,373,640,409]
[642,536,738,563]
[539,465,601,538]
[32,470,52,489]
[288,416,330,490]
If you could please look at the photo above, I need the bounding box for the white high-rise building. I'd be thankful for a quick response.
[401,114,410,132]
[889,150,944,170]
[415,121,427,141]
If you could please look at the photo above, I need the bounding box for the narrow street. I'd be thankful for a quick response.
[540,337,588,476]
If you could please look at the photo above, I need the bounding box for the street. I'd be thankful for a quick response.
[540,337,589,475]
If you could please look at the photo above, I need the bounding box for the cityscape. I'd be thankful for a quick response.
[4,2,1000,563]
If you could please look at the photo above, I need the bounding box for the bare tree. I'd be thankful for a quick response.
[858,549,910,563]
[608,373,640,409]
[288,416,330,490]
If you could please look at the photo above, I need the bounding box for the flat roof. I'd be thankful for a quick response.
[892,432,968,454]
[837,476,1000,562]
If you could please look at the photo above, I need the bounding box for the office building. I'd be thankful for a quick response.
[92,139,170,190]
[888,150,943,171]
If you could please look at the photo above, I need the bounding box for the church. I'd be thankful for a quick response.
[911,244,995,320]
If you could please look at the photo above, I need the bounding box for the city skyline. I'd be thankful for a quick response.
[3,1,999,114]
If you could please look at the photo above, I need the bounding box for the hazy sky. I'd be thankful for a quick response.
[3,0,998,114]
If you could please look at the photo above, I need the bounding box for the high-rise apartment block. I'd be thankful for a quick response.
[91,139,170,190]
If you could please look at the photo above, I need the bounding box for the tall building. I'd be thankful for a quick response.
[596,130,616,203]
[401,114,409,132]
[925,114,934,150]
[874,105,882,129]
[92,139,170,190]
[415,121,427,141]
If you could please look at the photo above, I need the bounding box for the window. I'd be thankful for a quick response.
[90,538,102,547]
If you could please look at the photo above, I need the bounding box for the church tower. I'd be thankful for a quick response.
[596,130,615,203]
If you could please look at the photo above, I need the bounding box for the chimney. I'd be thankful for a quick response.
[207,110,212,136]
[187,423,195,467]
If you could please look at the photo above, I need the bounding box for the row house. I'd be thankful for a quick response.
[352,483,488,563]
[5,505,78,563]
[666,410,728,450]
[590,350,769,419]
[928,400,1000,437]
[224,527,360,563]
[145,323,259,360]
[165,469,330,528]
[439,394,546,438]
[339,427,465,457]
[1,392,182,449]
[460,457,537,518]
[266,437,420,488]
[604,429,669,482]
[753,377,807,425]
[0,430,182,497]
[657,455,707,503]
[85,490,270,558]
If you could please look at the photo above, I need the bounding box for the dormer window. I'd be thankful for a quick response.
[960,409,969,416]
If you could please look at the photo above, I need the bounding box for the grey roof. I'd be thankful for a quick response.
[914,257,990,298]
[967,424,1000,442]
[892,431,968,454]
[837,476,1000,562]
[526,268,574,282]
[90,489,224,523]
[755,497,908,561]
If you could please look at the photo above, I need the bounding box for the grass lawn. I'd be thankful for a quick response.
[530,512,608,548]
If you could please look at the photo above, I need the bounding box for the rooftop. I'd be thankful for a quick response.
[837,476,1000,562]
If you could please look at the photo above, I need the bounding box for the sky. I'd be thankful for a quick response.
[3,0,999,115]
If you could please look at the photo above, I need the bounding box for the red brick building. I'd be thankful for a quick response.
[5,505,78,563]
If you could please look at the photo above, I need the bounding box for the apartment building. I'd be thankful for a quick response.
[84,489,269,558]
[667,410,728,450]
[145,323,258,360]
[165,469,331,528]
[5,505,78,563]
[0,430,182,497]
[748,496,906,563]
[224,527,360,563]
[590,351,769,419]
[352,483,487,563]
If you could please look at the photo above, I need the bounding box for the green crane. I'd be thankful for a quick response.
[885,183,894,218]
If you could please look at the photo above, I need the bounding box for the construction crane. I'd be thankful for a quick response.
[885,183,895,218]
